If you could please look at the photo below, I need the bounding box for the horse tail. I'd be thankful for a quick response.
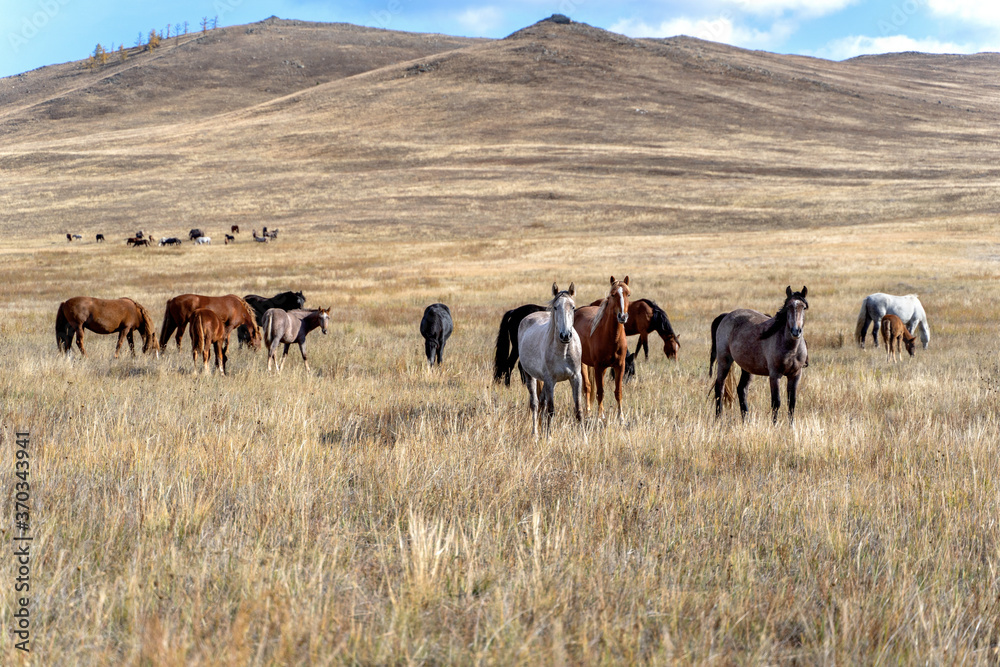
[128,299,159,353]
[493,310,514,384]
[191,312,206,358]
[235,296,262,349]
[55,302,69,352]
[159,301,175,349]
[723,367,737,406]
[854,298,869,347]
[263,310,275,348]
[709,313,726,376]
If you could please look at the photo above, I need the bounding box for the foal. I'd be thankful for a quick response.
[880,313,916,362]
[189,308,229,375]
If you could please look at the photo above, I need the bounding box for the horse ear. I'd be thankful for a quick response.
[623,275,629,285]
[801,286,808,298]
[568,282,575,296]
[786,286,793,298]
[552,282,559,296]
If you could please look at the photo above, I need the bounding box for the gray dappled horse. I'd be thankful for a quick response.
[262,308,330,372]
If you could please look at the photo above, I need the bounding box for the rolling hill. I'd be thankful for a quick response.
[3,15,1000,240]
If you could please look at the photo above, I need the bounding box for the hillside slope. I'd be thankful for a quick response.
[3,17,1000,239]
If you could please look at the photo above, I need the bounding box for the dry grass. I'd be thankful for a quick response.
[1,218,999,664]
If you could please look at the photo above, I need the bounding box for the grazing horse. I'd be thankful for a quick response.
[574,276,631,422]
[96,234,105,243]
[224,234,235,244]
[252,230,269,243]
[55,296,159,358]
[710,286,809,425]
[195,236,211,245]
[517,283,583,437]
[188,308,229,375]
[160,294,261,351]
[420,303,453,366]
[493,303,546,385]
[133,239,149,248]
[263,308,330,372]
[881,313,916,362]
[159,237,182,246]
[237,291,307,346]
[855,293,930,349]
[231,225,240,234]
[188,228,204,241]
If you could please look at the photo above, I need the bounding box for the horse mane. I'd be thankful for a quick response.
[122,297,159,351]
[590,280,631,337]
[235,296,263,338]
[547,290,575,310]
[642,299,676,339]
[760,291,808,340]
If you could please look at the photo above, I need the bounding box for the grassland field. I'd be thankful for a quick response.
[1,214,998,663]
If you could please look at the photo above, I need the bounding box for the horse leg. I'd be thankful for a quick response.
[769,373,782,424]
[613,364,624,424]
[736,368,752,420]
[872,318,881,349]
[221,341,229,375]
[279,342,290,372]
[127,330,136,356]
[75,326,86,357]
[175,321,186,350]
[527,376,539,437]
[639,333,649,360]
[594,365,607,420]
[787,372,801,426]
[570,372,583,423]
[215,341,225,376]
[424,338,435,366]
[714,358,732,418]
[114,329,126,358]
[299,341,309,373]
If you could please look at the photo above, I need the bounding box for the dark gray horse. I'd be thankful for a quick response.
[709,286,809,425]
[420,303,453,367]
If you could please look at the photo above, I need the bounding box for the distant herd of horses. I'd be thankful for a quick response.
[53,281,930,433]
[66,226,280,247]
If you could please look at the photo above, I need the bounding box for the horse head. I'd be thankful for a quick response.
[663,334,680,359]
[550,282,576,344]
[783,285,809,340]
[294,291,306,308]
[609,275,631,325]
[318,308,330,335]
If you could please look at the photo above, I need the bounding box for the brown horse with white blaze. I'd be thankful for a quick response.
[55,296,159,358]
[160,294,261,351]
[574,276,631,422]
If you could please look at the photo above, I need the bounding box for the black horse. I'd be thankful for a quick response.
[188,228,204,241]
[237,291,306,347]
[493,303,546,385]
[420,303,453,366]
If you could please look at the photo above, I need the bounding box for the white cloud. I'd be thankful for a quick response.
[926,0,1000,25]
[456,6,504,35]
[611,15,794,50]
[813,34,971,60]
[725,0,857,18]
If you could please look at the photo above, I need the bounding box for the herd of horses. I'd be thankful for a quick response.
[66,226,279,247]
[53,282,931,432]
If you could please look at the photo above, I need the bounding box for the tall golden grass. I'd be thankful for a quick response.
[1,219,999,663]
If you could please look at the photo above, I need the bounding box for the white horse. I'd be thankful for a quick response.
[517,283,583,437]
[195,236,211,245]
[855,293,930,349]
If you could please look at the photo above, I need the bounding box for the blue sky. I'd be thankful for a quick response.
[3,0,1000,78]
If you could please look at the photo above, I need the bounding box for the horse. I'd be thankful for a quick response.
[493,304,546,385]
[224,234,235,244]
[55,296,159,358]
[159,237,182,246]
[135,231,144,239]
[880,313,916,362]
[710,286,809,425]
[188,228,204,241]
[855,293,930,349]
[96,234,104,243]
[252,230,269,243]
[237,291,307,346]
[420,304,453,366]
[588,297,679,381]
[133,239,149,248]
[263,308,330,372]
[231,225,240,234]
[160,294,261,351]
[517,283,583,437]
[574,276,631,422]
[265,229,279,240]
[195,236,211,245]
[188,308,229,375]
[126,237,137,246]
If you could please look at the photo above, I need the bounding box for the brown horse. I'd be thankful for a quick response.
[189,308,229,374]
[159,294,261,351]
[709,286,809,425]
[55,296,159,358]
[880,313,916,362]
[589,297,679,360]
[574,276,631,422]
